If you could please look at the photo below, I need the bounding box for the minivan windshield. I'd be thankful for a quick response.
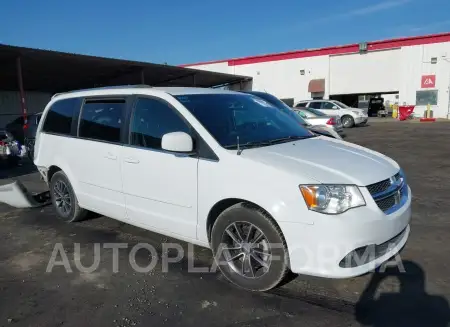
[175,93,314,149]
[243,91,309,126]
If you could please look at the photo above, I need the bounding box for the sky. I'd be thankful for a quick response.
[1,0,450,65]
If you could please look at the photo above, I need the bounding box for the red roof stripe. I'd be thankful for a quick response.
[180,32,450,67]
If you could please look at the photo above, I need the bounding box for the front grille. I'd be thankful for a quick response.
[366,172,401,196]
[367,171,406,213]
[375,194,396,211]
[367,179,391,195]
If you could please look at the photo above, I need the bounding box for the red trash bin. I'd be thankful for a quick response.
[398,105,415,121]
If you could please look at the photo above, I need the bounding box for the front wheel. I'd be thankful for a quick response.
[342,115,355,128]
[211,203,289,291]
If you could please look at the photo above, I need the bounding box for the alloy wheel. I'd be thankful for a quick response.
[53,180,72,215]
[343,117,353,128]
[220,222,272,279]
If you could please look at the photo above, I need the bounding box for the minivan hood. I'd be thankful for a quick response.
[241,137,399,186]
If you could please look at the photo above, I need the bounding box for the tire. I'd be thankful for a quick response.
[26,139,35,161]
[211,203,289,291]
[49,171,87,223]
[342,115,355,128]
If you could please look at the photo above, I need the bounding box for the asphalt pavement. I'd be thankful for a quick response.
[1,121,450,327]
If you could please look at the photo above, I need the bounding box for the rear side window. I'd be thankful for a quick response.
[321,102,336,109]
[42,98,78,135]
[308,102,322,109]
[130,97,190,150]
[295,102,307,108]
[79,99,125,143]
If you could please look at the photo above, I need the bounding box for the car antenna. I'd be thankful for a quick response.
[237,136,243,155]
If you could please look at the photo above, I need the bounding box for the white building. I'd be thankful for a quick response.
[181,32,450,119]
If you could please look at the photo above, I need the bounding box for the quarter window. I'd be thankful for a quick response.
[42,98,79,135]
[130,97,190,150]
[78,99,125,143]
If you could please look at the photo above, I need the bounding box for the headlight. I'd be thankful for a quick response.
[299,185,366,214]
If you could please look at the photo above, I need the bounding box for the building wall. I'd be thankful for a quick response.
[185,37,450,118]
[189,62,230,74]
[329,49,402,95]
[233,56,331,101]
[398,43,450,118]
[0,91,51,128]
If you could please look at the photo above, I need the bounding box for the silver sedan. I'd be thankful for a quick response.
[293,108,345,137]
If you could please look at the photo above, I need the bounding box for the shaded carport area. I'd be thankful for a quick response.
[0,44,251,126]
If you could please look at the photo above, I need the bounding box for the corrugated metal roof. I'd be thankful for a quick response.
[0,44,251,93]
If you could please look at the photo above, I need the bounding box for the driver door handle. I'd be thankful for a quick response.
[124,157,140,164]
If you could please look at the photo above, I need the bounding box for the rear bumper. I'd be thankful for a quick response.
[333,125,344,133]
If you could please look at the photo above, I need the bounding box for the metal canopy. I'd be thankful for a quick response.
[0,44,251,93]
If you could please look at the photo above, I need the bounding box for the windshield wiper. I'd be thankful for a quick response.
[268,135,315,144]
[224,140,272,155]
[238,140,272,154]
[225,136,314,155]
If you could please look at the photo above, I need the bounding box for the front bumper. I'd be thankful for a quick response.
[355,116,368,125]
[279,186,411,278]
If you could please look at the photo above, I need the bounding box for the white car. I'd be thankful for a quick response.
[295,100,368,128]
[34,86,411,291]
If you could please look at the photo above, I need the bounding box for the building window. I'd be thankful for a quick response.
[416,90,438,106]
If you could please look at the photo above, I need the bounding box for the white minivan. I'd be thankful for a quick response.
[34,86,411,291]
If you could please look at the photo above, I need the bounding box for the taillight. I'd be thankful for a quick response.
[23,124,28,129]
[0,141,5,146]
[326,117,336,125]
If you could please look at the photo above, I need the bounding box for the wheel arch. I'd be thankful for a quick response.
[205,198,285,245]
[47,165,62,183]
[46,162,78,195]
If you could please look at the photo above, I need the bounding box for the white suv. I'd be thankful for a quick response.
[295,100,368,128]
[34,86,410,291]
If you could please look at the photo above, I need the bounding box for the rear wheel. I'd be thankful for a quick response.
[50,171,87,223]
[342,115,355,128]
[25,138,35,161]
[211,203,289,291]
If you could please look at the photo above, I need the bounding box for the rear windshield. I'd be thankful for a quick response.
[305,108,326,116]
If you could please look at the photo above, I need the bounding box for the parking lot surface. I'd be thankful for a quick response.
[1,122,450,327]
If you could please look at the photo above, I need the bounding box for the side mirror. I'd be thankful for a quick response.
[332,105,338,109]
[161,132,193,153]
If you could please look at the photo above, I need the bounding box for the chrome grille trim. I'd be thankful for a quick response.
[367,171,406,214]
